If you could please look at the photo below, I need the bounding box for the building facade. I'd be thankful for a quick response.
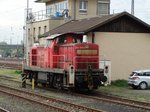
[26,0,110,54]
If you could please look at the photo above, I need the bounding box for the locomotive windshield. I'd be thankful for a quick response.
[55,35,83,44]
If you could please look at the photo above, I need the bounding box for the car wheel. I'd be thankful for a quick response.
[139,82,147,90]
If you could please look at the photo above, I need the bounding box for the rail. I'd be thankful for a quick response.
[0,84,104,112]
[0,107,10,112]
[1,76,149,112]
[74,92,150,111]
[0,59,22,70]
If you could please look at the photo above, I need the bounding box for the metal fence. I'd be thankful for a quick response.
[27,8,65,22]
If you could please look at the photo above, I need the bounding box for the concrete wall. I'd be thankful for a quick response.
[26,19,64,65]
[75,0,97,19]
[26,19,64,46]
[94,32,150,80]
[46,0,110,20]
[69,0,110,20]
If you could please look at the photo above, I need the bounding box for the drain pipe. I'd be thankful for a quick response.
[74,0,76,20]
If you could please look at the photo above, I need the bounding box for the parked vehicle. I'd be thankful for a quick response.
[128,70,150,89]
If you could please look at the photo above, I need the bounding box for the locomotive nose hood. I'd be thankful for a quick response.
[74,43,99,70]
[75,43,99,50]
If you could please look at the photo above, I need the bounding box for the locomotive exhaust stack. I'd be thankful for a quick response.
[83,35,88,43]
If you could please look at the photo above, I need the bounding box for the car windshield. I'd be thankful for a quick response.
[130,72,136,76]
[130,72,144,76]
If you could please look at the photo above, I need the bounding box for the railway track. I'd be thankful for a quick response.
[0,75,149,111]
[0,58,23,70]
[0,84,104,112]
[0,62,22,70]
[0,107,10,112]
[75,92,150,111]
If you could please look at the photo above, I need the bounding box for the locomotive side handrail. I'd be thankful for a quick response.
[52,55,66,69]
[30,54,66,69]
[73,56,99,62]
[73,56,99,69]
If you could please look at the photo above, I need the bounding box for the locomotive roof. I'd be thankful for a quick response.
[46,34,63,40]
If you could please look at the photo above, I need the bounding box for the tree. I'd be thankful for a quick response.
[0,41,7,45]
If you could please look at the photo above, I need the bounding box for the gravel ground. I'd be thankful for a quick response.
[41,91,148,112]
[0,76,149,112]
[98,86,150,102]
[0,92,54,112]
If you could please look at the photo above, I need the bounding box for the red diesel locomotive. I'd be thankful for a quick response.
[24,33,106,90]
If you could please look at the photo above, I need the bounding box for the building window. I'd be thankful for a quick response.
[44,26,47,33]
[79,0,88,13]
[46,1,68,17]
[33,28,36,37]
[97,0,109,15]
[33,28,36,42]
[46,5,55,16]
[28,28,30,39]
[38,27,41,35]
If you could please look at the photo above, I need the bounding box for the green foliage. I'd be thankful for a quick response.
[111,79,128,87]
[0,69,20,78]
[0,44,24,58]
[14,70,22,74]
[4,49,12,57]
[0,42,7,45]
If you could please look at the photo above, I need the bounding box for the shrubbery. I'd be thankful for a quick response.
[14,70,22,74]
[111,79,128,87]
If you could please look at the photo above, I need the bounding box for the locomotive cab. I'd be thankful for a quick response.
[24,33,106,91]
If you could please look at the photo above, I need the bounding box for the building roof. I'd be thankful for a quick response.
[35,0,50,3]
[42,12,150,37]
[35,0,42,2]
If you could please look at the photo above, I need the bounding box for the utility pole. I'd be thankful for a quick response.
[27,0,29,21]
[131,0,134,15]
[10,27,13,45]
[25,0,29,65]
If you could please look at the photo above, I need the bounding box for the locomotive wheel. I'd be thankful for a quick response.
[41,83,46,87]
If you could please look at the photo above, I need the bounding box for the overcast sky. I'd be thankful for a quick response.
[0,0,149,44]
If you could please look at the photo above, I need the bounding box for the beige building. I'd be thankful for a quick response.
[26,0,110,65]
[95,32,150,80]
[42,12,150,80]
[26,0,110,47]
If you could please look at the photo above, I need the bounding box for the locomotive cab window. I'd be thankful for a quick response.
[46,39,52,47]
[73,36,83,43]
[57,36,67,44]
